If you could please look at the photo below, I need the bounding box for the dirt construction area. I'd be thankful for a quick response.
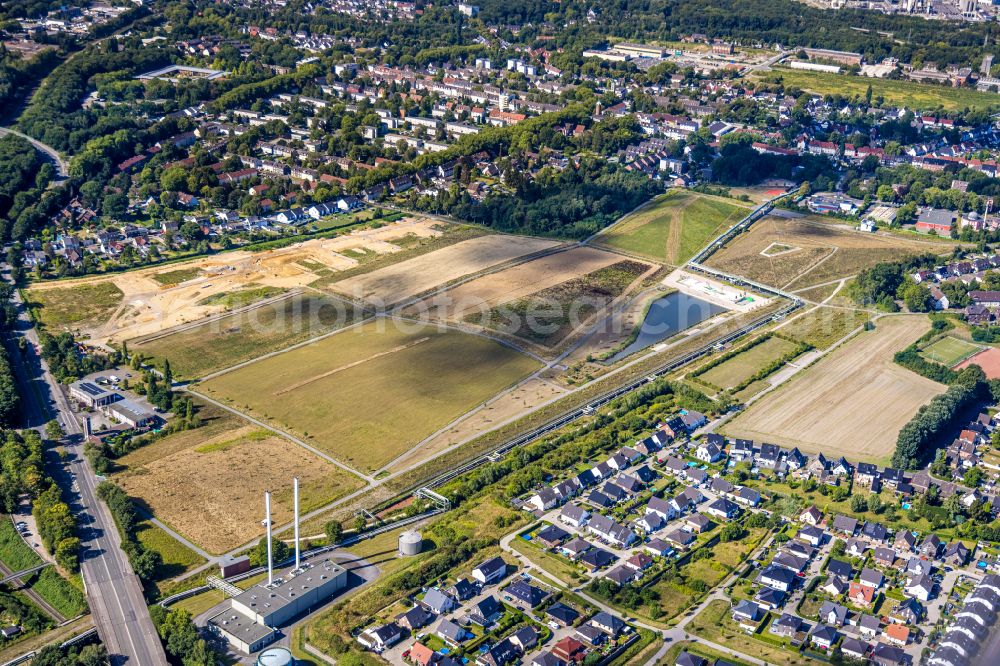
[723,315,945,463]
[113,405,363,554]
[25,216,444,344]
[705,216,953,290]
[328,234,562,307]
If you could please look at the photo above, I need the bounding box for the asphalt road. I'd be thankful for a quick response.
[0,127,69,178]
[3,268,168,665]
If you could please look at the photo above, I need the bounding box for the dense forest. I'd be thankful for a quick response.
[449,159,661,238]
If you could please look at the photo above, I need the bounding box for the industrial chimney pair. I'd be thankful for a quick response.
[263,477,303,587]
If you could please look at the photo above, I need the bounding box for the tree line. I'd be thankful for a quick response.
[892,364,990,469]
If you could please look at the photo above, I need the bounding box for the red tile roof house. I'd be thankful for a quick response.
[848,582,877,608]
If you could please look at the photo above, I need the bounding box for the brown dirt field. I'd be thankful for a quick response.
[31,217,442,344]
[408,246,624,321]
[328,235,562,306]
[723,315,944,463]
[113,410,363,554]
[956,347,1000,378]
[705,216,953,290]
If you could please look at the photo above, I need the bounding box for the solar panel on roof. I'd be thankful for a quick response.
[79,382,105,396]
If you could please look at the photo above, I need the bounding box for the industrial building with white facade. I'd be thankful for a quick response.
[208,556,348,653]
[206,480,350,655]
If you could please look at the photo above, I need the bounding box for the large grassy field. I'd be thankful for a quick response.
[779,306,870,350]
[197,320,541,472]
[114,402,363,554]
[759,67,1000,113]
[724,316,943,463]
[26,281,123,330]
[919,335,982,366]
[595,190,750,265]
[694,336,801,390]
[705,216,953,290]
[130,293,364,380]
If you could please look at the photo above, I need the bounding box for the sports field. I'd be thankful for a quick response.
[197,320,541,472]
[114,404,363,554]
[758,67,1000,113]
[920,336,982,366]
[957,346,1000,378]
[594,191,750,265]
[779,306,870,350]
[129,293,363,380]
[724,316,944,463]
[705,216,952,289]
[694,336,801,390]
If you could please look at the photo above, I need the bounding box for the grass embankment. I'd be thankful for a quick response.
[760,67,1000,113]
[596,190,749,265]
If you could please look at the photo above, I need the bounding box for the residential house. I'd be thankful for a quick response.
[510,626,538,654]
[810,624,838,650]
[422,588,456,614]
[360,623,403,651]
[560,504,590,528]
[759,565,796,593]
[905,574,935,602]
[770,613,803,638]
[705,498,740,520]
[818,601,848,627]
[848,582,877,608]
[473,557,508,585]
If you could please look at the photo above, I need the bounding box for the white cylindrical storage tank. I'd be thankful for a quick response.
[399,529,423,556]
[256,647,294,666]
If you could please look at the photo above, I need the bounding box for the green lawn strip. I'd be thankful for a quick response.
[758,67,1000,112]
[130,294,365,380]
[697,336,801,390]
[134,520,205,581]
[0,520,43,571]
[597,191,749,264]
[26,568,87,618]
[663,641,757,666]
[196,285,287,309]
[151,267,202,286]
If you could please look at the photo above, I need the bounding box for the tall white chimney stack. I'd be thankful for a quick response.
[293,476,301,571]
[265,490,273,586]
